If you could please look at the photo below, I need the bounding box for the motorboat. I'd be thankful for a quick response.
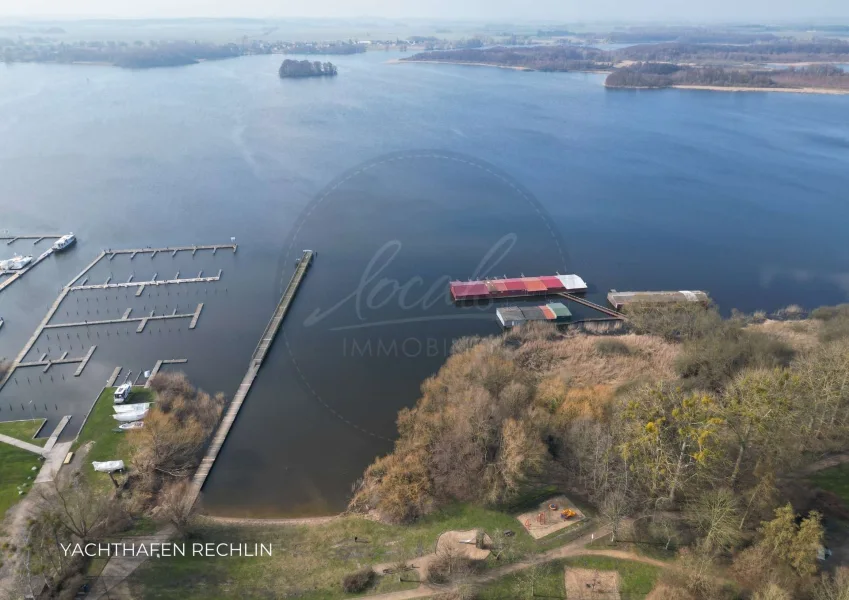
[52,233,76,252]
[118,421,144,430]
[0,255,33,271]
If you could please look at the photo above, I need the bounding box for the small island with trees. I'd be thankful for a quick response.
[278,58,338,78]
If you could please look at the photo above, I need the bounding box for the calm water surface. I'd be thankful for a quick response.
[1,51,848,516]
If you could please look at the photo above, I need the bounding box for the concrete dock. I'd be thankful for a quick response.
[187,250,313,506]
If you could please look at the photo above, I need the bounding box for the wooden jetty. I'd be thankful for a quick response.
[187,250,313,507]
[558,292,626,320]
[108,244,236,259]
[15,345,96,376]
[0,234,62,245]
[42,304,201,332]
[70,273,221,292]
[144,358,188,388]
[106,366,122,387]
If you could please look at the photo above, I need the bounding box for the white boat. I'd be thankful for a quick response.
[92,460,125,473]
[0,317,4,330]
[118,421,144,430]
[113,408,149,422]
[114,402,150,414]
[52,233,76,252]
[0,255,33,271]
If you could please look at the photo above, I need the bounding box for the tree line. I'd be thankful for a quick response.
[278,59,338,78]
[12,373,224,598]
[605,62,849,90]
[351,303,849,598]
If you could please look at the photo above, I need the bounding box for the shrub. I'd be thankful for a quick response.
[811,304,849,321]
[342,568,375,593]
[625,303,722,342]
[595,338,633,357]
[675,328,794,391]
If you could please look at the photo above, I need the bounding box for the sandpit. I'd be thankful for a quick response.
[517,495,585,539]
[565,567,620,599]
[435,529,492,560]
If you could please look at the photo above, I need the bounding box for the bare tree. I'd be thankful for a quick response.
[155,479,199,535]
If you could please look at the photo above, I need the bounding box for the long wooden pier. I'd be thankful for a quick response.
[108,244,236,259]
[187,250,314,506]
[43,304,202,332]
[558,292,626,320]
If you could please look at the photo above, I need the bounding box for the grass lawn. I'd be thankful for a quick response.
[73,386,154,489]
[0,442,43,518]
[478,556,660,599]
[810,463,849,505]
[128,503,542,600]
[0,418,47,446]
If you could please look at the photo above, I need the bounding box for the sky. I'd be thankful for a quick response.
[3,0,849,21]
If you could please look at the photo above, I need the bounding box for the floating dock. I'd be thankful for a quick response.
[450,273,587,302]
[187,249,314,507]
[607,290,710,311]
[497,302,572,328]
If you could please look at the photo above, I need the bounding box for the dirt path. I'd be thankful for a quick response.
[363,526,674,600]
[795,453,849,476]
[200,514,339,526]
[0,442,91,597]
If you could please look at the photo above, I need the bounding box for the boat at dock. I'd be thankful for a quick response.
[0,255,33,271]
[450,273,587,302]
[52,233,76,252]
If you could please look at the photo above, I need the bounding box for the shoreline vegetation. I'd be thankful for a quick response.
[399,41,849,94]
[278,58,338,78]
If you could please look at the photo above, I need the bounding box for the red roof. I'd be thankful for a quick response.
[523,278,547,292]
[504,280,526,292]
[490,280,509,292]
[540,305,557,319]
[539,276,564,290]
[451,282,490,298]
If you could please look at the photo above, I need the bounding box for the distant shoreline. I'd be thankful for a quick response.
[671,84,849,95]
[387,58,533,71]
[388,58,612,75]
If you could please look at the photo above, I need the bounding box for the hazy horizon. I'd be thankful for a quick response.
[2,0,849,24]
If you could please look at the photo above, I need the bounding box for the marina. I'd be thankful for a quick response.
[0,233,76,294]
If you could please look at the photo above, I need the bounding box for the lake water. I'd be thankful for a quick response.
[1,51,848,517]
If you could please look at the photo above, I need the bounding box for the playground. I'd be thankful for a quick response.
[517,496,585,540]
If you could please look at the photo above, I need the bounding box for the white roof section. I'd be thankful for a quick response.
[557,274,587,291]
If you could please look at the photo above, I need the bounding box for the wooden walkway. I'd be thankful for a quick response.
[558,292,626,320]
[187,250,313,506]
[70,272,222,292]
[43,305,201,332]
[144,359,188,387]
[0,234,61,244]
[108,244,236,259]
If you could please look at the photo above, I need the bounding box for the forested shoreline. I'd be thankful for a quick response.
[351,303,849,599]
